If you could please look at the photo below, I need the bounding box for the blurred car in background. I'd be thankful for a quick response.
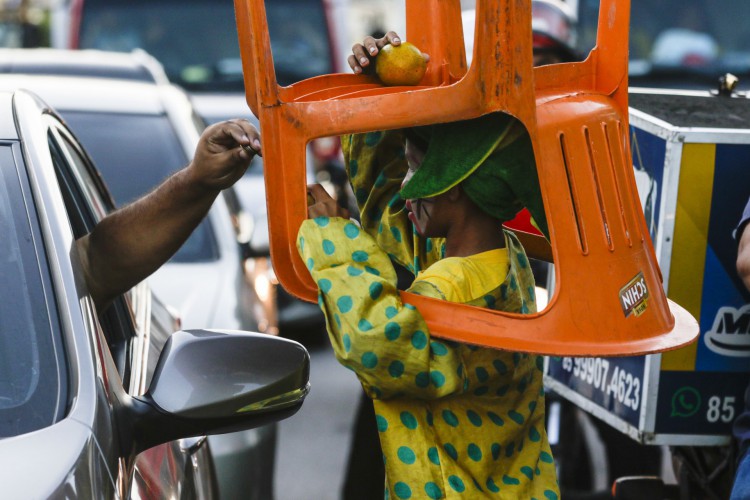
[0,85,309,498]
[0,50,281,499]
[50,0,353,334]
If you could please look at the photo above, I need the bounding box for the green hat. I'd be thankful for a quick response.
[399,113,549,238]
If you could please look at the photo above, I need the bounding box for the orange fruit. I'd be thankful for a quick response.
[375,42,427,86]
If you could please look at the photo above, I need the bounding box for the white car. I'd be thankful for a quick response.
[0,69,278,499]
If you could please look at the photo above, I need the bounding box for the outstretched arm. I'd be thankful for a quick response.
[77,119,261,311]
[739,221,750,292]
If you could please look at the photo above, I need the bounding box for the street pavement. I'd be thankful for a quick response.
[275,336,363,500]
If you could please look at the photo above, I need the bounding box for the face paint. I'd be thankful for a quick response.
[406,197,434,236]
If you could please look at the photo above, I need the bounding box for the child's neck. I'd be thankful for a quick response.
[443,217,506,258]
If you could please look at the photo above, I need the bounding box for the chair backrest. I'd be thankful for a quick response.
[233,0,698,356]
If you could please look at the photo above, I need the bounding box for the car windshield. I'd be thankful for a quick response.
[77,0,333,90]
[576,0,750,90]
[0,148,67,437]
[61,110,219,262]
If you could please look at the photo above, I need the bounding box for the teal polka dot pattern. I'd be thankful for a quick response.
[544,490,559,500]
[476,366,490,382]
[448,475,466,493]
[298,236,305,251]
[306,257,315,270]
[389,360,405,378]
[397,446,416,464]
[509,410,525,425]
[318,279,332,293]
[426,238,434,252]
[400,411,418,429]
[468,443,482,462]
[322,239,336,255]
[486,478,500,493]
[444,443,458,460]
[529,426,541,442]
[352,250,369,262]
[385,322,401,341]
[365,265,381,276]
[427,447,440,465]
[430,342,448,356]
[375,172,387,188]
[540,451,554,463]
[296,189,559,498]
[362,351,378,369]
[314,216,329,227]
[467,410,483,427]
[488,412,505,426]
[442,410,459,427]
[376,414,388,432]
[364,131,383,146]
[430,371,446,388]
[394,482,412,499]
[425,482,443,499]
[344,222,360,239]
[503,475,520,486]
[484,295,496,308]
[337,296,353,313]
[521,466,534,479]
[474,386,489,396]
[369,282,383,299]
[493,359,508,374]
[349,159,359,178]
[411,331,428,349]
[518,252,528,268]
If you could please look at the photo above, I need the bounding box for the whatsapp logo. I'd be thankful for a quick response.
[671,387,701,418]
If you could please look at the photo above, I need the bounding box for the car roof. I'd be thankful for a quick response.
[0,73,179,115]
[0,48,169,85]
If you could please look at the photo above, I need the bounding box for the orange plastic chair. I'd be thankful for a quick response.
[233,0,698,356]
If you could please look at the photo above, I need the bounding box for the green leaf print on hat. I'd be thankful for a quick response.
[399,112,549,238]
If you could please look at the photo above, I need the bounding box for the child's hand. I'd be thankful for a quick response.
[307,184,350,219]
[348,31,402,75]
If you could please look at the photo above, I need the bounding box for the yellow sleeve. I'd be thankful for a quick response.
[342,131,443,276]
[297,216,467,400]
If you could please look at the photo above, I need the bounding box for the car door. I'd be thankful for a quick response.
[44,113,217,499]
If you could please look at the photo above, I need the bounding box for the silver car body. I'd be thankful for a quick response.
[0,89,216,498]
[0,73,276,499]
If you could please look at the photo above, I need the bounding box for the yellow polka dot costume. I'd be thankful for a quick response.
[296,129,559,499]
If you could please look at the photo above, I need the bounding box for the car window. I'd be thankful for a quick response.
[0,145,67,438]
[576,0,750,89]
[77,0,334,89]
[48,121,153,388]
[61,110,219,262]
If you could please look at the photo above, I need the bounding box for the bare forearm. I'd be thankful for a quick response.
[739,225,750,292]
[79,167,219,309]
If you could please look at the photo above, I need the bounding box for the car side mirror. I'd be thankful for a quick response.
[119,329,309,455]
